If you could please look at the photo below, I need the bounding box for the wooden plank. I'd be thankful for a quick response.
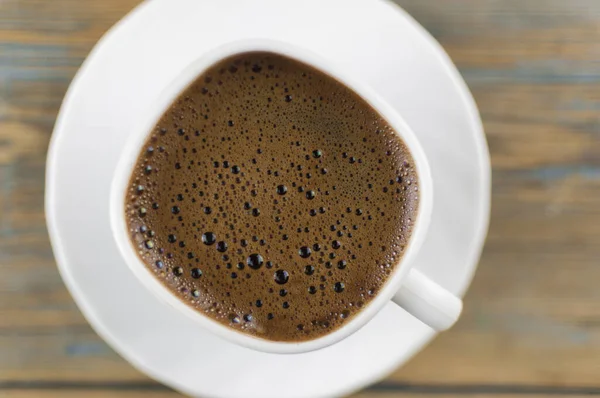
[476,84,600,170]
[356,395,596,398]
[2,392,178,398]
[2,390,600,398]
[0,0,148,389]
[1,394,598,398]
[358,395,593,398]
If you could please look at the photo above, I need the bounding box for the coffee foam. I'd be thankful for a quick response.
[124,52,419,342]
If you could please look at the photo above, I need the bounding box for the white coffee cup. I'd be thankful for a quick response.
[110,39,462,355]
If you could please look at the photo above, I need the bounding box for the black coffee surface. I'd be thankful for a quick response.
[124,52,419,342]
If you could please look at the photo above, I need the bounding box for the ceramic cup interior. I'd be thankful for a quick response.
[110,39,452,354]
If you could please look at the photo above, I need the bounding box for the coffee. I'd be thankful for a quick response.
[124,52,419,342]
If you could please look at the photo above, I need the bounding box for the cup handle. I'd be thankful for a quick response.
[392,268,463,331]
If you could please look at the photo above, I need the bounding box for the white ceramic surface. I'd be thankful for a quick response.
[46,0,490,397]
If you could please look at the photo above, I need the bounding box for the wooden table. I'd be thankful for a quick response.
[1,0,599,397]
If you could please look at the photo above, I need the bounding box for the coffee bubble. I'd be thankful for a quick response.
[124,51,419,343]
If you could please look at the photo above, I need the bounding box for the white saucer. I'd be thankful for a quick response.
[46,1,490,397]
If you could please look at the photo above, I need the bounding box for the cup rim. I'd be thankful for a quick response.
[109,38,433,354]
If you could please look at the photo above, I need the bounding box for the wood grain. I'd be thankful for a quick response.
[1,394,598,398]
[1,0,600,397]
